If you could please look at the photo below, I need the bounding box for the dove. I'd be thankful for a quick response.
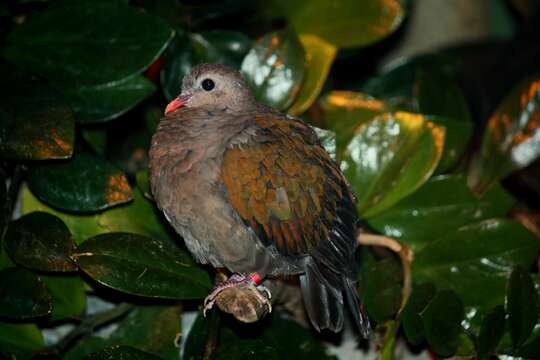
[149,63,370,336]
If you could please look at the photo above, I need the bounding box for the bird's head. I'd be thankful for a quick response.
[165,63,256,115]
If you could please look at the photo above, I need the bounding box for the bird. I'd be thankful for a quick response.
[148,63,370,337]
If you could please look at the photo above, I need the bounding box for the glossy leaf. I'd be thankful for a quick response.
[73,232,211,299]
[414,219,539,314]
[4,212,77,272]
[161,31,251,101]
[320,91,387,158]
[184,312,334,360]
[22,186,171,244]
[368,175,515,251]
[28,153,133,213]
[507,266,537,347]
[0,322,44,359]
[341,112,445,217]
[241,30,306,110]
[288,34,337,115]
[363,257,402,323]
[428,115,473,173]
[421,290,464,357]
[0,267,52,319]
[84,345,163,360]
[468,74,540,195]
[136,171,152,201]
[4,2,173,85]
[268,0,406,48]
[110,305,181,359]
[401,283,436,345]
[0,64,74,160]
[63,76,155,124]
[477,305,506,360]
[42,274,86,322]
[0,170,6,236]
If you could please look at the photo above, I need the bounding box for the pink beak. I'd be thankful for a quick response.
[165,94,192,114]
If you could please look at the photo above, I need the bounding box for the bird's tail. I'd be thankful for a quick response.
[299,262,370,337]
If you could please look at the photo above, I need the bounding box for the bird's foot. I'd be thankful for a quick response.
[203,273,272,316]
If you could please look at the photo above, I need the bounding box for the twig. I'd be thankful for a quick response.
[358,233,414,314]
[49,303,133,355]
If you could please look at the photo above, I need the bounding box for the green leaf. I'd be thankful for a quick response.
[161,31,251,101]
[413,219,540,314]
[507,266,538,347]
[468,74,540,195]
[288,34,337,115]
[368,175,515,252]
[320,91,387,159]
[477,305,506,360]
[4,2,173,85]
[268,0,406,48]
[73,232,211,299]
[22,185,171,244]
[341,112,445,217]
[84,345,163,360]
[63,76,156,124]
[4,212,77,272]
[0,267,52,319]
[65,337,110,360]
[0,170,6,236]
[0,322,44,359]
[363,257,402,323]
[184,312,335,360]
[136,171,152,201]
[428,115,473,173]
[241,30,306,110]
[110,305,181,359]
[421,289,464,357]
[42,274,86,322]
[0,63,74,160]
[401,283,436,345]
[82,128,107,156]
[27,153,133,213]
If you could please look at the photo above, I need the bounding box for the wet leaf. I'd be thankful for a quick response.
[320,91,387,159]
[22,185,171,244]
[110,305,181,359]
[401,283,436,345]
[42,274,86,322]
[73,232,211,299]
[413,219,539,316]
[507,266,537,347]
[0,322,44,359]
[241,30,306,110]
[4,212,77,272]
[63,76,155,124]
[27,153,133,213]
[368,175,515,252]
[477,305,506,360]
[421,290,464,357]
[428,115,473,173]
[268,0,405,48]
[4,2,173,85]
[84,345,163,360]
[0,64,74,160]
[0,267,52,319]
[468,74,540,195]
[288,34,337,115]
[341,112,445,217]
[161,31,251,101]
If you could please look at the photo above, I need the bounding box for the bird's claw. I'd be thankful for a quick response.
[203,273,272,316]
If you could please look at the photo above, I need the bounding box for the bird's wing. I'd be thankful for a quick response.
[220,113,358,274]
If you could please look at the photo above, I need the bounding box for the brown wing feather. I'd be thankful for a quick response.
[221,113,356,260]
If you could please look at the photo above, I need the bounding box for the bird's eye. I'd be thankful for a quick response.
[201,78,215,91]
